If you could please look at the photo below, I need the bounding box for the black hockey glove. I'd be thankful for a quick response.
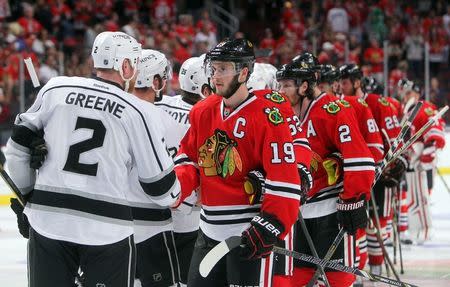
[240,213,284,260]
[381,154,407,187]
[29,136,47,169]
[336,195,367,235]
[10,198,30,239]
[244,170,265,205]
[298,163,313,202]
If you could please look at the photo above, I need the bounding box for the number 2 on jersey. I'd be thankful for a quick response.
[63,117,106,176]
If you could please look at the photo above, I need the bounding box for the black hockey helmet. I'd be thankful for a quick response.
[361,76,377,93]
[397,78,420,93]
[276,61,316,85]
[339,64,362,80]
[319,64,340,83]
[292,52,319,70]
[206,38,255,69]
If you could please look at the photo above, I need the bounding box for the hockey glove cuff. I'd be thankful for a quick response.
[10,198,30,239]
[382,155,407,187]
[336,195,367,235]
[244,170,265,205]
[29,137,47,170]
[240,213,284,260]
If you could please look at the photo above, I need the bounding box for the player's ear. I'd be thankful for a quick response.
[122,59,134,79]
[238,67,249,83]
[354,79,361,90]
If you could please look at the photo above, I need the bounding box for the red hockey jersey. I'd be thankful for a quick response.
[253,89,312,168]
[300,93,375,218]
[174,93,301,241]
[364,93,401,152]
[410,101,445,149]
[341,95,384,163]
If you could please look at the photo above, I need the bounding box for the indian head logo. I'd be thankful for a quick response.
[198,129,242,177]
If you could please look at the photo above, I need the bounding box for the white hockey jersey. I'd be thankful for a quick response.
[156,95,200,233]
[5,76,180,245]
[131,106,184,243]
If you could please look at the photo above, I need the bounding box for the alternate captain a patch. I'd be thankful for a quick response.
[198,129,242,177]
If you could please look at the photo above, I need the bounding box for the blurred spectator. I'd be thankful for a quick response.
[366,6,387,42]
[364,37,384,83]
[39,55,58,84]
[327,0,349,35]
[404,25,424,81]
[196,10,217,33]
[444,5,450,37]
[430,77,447,108]
[194,20,217,51]
[17,3,43,36]
[0,0,11,21]
[428,25,447,78]
[151,0,176,24]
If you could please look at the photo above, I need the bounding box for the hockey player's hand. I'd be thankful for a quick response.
[29,136,47,169]
[382,155,407,187]
[240,213,284,260]
[244,170,265,205]
[298,164,313,200]
[336,195,367,235]
[10,198,30,239]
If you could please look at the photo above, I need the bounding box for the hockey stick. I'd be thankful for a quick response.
[308,105,422,285]
[305,228,345,287]
[272,243,418,287]
[0,164,27,206]
[300,213,330,287]
[437,169,450,195]
[387,106,449,168]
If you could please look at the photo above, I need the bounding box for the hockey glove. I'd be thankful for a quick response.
[420,142,436,171]
[10,198,30,239]
[336,195,367,235]
[298,164,313,201]
[244,170,265,205]
[381,154,407,187]
[29,136,47,169]
[240,213,284,260]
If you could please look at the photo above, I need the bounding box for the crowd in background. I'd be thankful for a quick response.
[0,0,449,127]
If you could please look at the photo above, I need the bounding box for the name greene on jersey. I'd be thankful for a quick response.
[65,92,125,119]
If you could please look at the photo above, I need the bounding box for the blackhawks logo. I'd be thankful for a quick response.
[198,129,243,177]
[323,101,341,114]
[378,97,390,106]
[337,99,351,108]
[265,107,284,125]
[424,107,435,116]
[358,98,369,107]
[265,92,286,104]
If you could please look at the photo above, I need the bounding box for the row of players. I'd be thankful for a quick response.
[6,31,445,287]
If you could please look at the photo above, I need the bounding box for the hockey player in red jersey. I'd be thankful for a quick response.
[277,54,375,287]
[397,79,445,244]
[174,38,302,286]
[340,64,405,275]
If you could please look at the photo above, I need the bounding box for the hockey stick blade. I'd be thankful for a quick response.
[199,236,241,278]
[273,246,418,287]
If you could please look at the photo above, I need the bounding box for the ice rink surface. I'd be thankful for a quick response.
[1,178,450,286]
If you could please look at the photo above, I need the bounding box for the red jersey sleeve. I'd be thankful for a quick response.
[255,110,301,238]
[174,108,200,203]
[421,104,446,149]
[331,108,376,200]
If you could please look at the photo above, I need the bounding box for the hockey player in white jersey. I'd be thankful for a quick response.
[132,48,182,287]
[5,31,180,287]
[247,62,279,92]
[155,55,212,286]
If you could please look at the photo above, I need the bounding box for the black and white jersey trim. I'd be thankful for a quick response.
[293,138,311,150]
[265,180,301,201]
[174,153,198,168]
[30,189,133,221]
[131,206,171,222]
[200,204,261,225]
[10,125,39,149]
[343,157,375,172]
[139,170,177,197]
[306,182,343,204]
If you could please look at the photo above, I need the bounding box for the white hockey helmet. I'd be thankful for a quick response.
[179,56,209,97]
[135,49,172,91]
[91,31,141,71]
[247,62,279,91]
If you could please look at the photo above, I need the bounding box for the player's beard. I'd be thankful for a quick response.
[217,74,242,99]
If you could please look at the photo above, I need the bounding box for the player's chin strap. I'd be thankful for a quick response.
[119,65,138,92]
